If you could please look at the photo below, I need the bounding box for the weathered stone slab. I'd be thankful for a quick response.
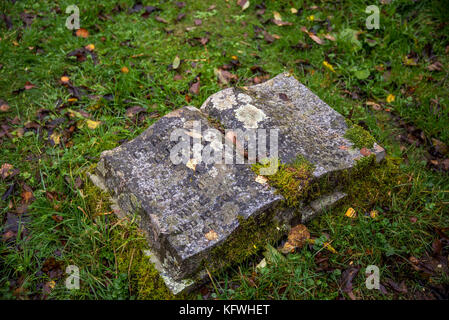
[91,106,284,284]
[201,72,385,178]
[90,73,386,294]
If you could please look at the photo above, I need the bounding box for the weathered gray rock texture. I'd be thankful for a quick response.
[90,73,385,294]
[201,73,385,178]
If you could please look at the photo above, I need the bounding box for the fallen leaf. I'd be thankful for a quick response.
[291,8,298,14]
[0,100,10,112]
[386,94,395,103]
[255,175,268,184]
[369,210,379,219]
[360,148,372,156]
[341,267,360,300]
[308,33,324,45]
[86,119,101,129]
[24,81,36,90]
[256,258,267,270]
[75,28,89,38]
[126,106,146,118]
[345,207,357,219]
[84,44,95,51]
[186,158,198,171]
[280,224,310,254]
[189,79,200,95]
[273,11,282,21]
[1,163,14,179]
[237,0,250,11]
[155,16,168,24]
[121,66,129,73]
[60,76,70,83]
[323,60,336,73]
[205,230,218,241]
[365,101,382,111]
[214,68,238,85]
[49,132,61,145]
[172,55,181,69]
[324,34,336,41]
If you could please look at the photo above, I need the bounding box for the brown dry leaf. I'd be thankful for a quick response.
[75,28,89,38]
[21,186,34,204]
[1,163,14,179]
[0,101,10,112]
[126,106,146,118]
[189,79,200,95]
[427,61,443,72]
[155,16,168,24]
[280,224,310,254]
[308,33,324,45]
[205,230,218,241]
[341,267,360,300]
[365,101,382,111]
[24,81,36,90]
[49,132,61,145]
[300,27,323,44]
[324,34,336,41]
[287,224,310,247]
[237,0,250,11]
[215,68,238,85]
[360,148,372,157]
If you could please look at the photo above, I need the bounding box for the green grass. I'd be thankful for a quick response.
[1,0,448,300]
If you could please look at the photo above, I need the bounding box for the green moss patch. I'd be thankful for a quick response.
[344,124,376,149]
[252,156,315,207]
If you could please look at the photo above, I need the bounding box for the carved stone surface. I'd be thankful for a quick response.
[201,73,385,178]
[90,73,385,294]
[92,106,283,283]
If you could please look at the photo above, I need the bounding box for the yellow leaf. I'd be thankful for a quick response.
[323,61,336,73]
[86,120,101,129]
[323,241,337,254]
[121,66,129,73]
[85,44,95,51]
[255,175,268,184]
[186,158,198,171]
[345,207,357,218]
[50,132,61,145]
[386,94,395,103]
[273,11,282,21]
[205,230,218,241]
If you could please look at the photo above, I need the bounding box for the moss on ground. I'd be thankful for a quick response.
[111,222,175,300]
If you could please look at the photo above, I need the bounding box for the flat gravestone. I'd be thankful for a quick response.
[90,73,385,294]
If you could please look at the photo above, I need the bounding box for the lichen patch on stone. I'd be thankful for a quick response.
[209,89,237,111]
[235,104,267,129]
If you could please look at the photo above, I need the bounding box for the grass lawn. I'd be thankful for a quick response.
[1,0,448,300]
